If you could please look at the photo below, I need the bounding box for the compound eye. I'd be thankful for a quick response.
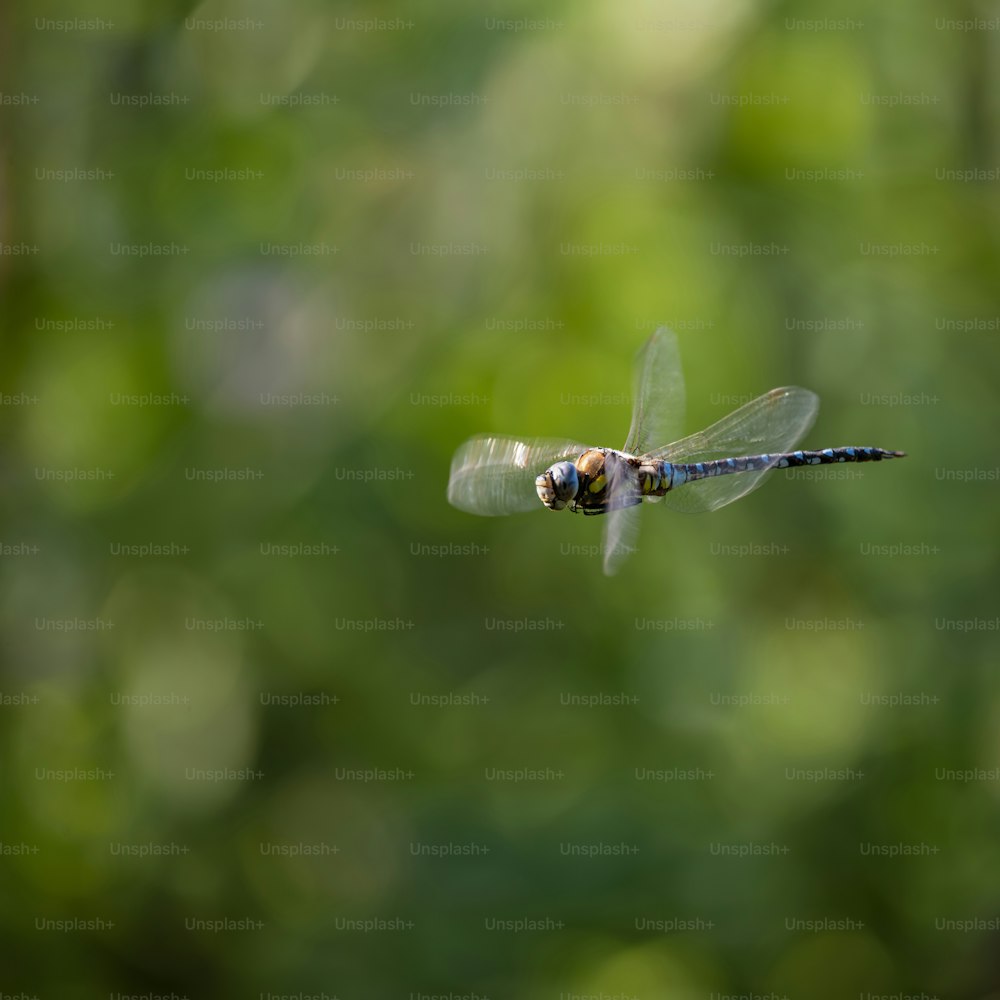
[550,461,578,501]
[535,461,578,510]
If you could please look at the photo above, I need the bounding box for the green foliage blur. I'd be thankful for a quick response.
[2,0,999,996]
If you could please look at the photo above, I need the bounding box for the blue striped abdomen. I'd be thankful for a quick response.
[651,446,905,493]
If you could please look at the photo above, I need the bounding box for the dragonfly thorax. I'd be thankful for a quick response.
[575,448,608,481]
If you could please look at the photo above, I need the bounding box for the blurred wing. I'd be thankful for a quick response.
[602,456,642,576]
[447,435,588,516]
[623,327,685,457]
[647,387,819,514]
[602,504,642,576]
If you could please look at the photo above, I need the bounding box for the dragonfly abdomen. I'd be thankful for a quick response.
[771,446,905,469]
[649,446,905,494]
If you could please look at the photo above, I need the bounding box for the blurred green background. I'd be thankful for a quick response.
[2,0,999,997]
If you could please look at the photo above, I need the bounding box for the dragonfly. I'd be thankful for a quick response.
[447,327,905,575]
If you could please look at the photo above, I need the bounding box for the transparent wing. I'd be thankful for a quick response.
[602,504,642,576]
[646,387,820,514]
[623,327,686,457]
[601,456,642,576]
[447,435,588,516]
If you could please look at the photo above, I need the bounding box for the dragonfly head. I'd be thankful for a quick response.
[535,461,579,511]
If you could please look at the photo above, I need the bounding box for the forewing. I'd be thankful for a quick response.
[623,327,686,457]
[647,387,819,514]
[447,435,588,516]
